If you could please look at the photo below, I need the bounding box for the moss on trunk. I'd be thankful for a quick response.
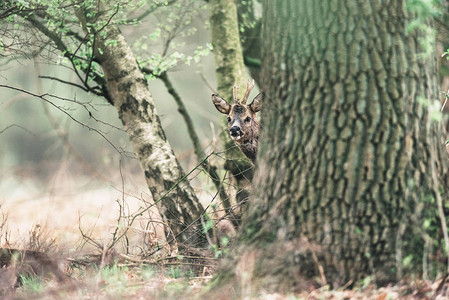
[208,0,254,220]
[77,2,205,246]
[209,0,449,296]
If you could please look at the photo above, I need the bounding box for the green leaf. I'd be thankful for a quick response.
[423,219,431,229]
[403,254,413,267]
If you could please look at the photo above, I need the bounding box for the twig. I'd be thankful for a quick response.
[109,158,129,251]
[77,212,103,251]
[200,214,215,247]
[304,238,327,286]
[199,72,217,94]
[34,59,112,182]
[157,255,218,261]
[442,89,449,112]
[159,72,231,213]
[39,75,104,97]
[24,14,112,104]
[125,0,179,24]
[0,124,35,135]
[161,262,215,267]
[144,151,230,256]
[436,272,449,296]
[0,84,123,154]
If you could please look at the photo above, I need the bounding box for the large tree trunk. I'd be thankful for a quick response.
[77,4,205,246]
[208,0,254,221]
[211,0,449,295]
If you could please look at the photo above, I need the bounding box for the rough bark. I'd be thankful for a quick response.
[77,4,205,245]
[208,0,254,220]
[210,0,449,295]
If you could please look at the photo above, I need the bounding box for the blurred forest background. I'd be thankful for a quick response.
[0,0,231,253]
[3,0,449,298]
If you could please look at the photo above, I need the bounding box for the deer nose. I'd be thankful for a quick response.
[230,126,241,137]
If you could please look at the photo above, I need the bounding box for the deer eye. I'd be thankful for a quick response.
[244,116,251,123]
[227,117,231,123]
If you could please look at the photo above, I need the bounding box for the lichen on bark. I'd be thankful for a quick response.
[77,2,205,245]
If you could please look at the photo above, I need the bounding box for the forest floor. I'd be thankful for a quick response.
[2,256,449,299]
[1,166,449,299]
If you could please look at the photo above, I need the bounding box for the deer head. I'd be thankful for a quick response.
[211,79,263,163]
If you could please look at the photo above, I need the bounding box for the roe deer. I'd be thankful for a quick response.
[212,79,263,163]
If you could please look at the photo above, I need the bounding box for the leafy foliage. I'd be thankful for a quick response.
[0,0,211,95]
[132,0,211,77]
[406,0,442,58]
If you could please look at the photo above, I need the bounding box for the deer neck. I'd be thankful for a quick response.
[234,121,259,163]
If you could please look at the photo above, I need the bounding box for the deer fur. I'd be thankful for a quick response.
[211,79,263,163]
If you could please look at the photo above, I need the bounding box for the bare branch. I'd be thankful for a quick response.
[39,75,104,96]
[0,84,123,154]
[0,124,35,135]
[159,72,230,212]
[126,0,179,24]
[24,14,112,104]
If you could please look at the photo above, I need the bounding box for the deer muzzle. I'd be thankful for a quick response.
[230,125,242,140]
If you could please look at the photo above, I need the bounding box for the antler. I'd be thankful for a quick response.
[241,79,255,105]
[233,82,239,104]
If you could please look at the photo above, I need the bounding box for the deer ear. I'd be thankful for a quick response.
[212,94,231,114]
[249,92,263,113]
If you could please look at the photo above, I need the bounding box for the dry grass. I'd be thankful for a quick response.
[2,228,449,299]
[2,165,449,299]
[9,262,213,299]
[13,270,447,300]
[0,163,219,299]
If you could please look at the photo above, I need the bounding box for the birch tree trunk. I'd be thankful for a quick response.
[77,4,205,245]
[211,0,449,295]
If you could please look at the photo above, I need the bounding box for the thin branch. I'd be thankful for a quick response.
[39,75,104,96]
[0,124,35,135]
[113,150,229,251]
[199,72,217,94]
[24,14,112,104]
[65,28,86,44]
[125,0,179,24]
[441,89,449,112]
[78,212,103,250]
[159,72,231,212]
[77,2,120,90]
[34,61,112,182]
[304,237,327,286]
[26,16,84,84]
[0,84,123,154]
[84,32,96,87]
